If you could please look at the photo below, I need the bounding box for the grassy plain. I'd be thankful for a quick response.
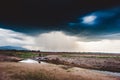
[0,50,120,80]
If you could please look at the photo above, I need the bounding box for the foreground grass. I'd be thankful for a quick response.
[11,70,56,80]
[0,62,119,80]
[0,63,56,80]
[0,62,83,80]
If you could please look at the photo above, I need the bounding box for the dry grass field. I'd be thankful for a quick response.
[0,62,120,80]
[0,50,120,80]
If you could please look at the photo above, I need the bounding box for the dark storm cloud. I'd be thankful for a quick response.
[66,7,120,35]
[0,0,120,36]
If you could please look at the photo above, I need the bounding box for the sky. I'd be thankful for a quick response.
[0,0,120,53]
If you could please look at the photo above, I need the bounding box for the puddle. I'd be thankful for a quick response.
[19,59,39,63]
[92,69,120,77]
[19,59,47,64]
[69,67,120,77]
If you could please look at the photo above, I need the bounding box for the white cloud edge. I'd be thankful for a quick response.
[0,28,120,53]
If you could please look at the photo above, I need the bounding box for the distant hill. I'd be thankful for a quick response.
[0,46,27,50]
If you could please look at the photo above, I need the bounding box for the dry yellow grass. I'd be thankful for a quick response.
[0,62,119,80]
[0,62,83,80]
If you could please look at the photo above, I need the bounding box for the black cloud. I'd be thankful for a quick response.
[0,0,120,37]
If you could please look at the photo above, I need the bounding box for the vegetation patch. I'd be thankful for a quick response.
[11,71,56,80]
[61,54,120,58]
[16,52,37,58]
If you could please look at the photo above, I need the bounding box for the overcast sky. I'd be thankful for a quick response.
[0,0,120,53]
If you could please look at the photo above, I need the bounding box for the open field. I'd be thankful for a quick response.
[0,50,120,72]
[0,50,120,80]
[0,62,120,80]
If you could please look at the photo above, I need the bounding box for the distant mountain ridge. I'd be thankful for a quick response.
[0,46,27,50]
